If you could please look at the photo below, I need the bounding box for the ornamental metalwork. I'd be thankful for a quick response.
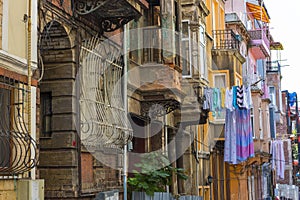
[0,75,38,175]
[100,17,134,32]
[74,0,110,15]
[80,36,132,150]
[74,0,141,32]
[141,100,181,118]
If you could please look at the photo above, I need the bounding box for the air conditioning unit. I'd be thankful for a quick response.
[17,179,44,200]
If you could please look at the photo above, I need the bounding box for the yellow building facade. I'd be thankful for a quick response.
[0,0,43,199]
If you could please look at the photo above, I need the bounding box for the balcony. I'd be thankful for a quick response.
[248,30,270,59]
[73,0,147,32]
[266,61,281,73]
[213,30,240,50]
[212,29,246,72]
[225,13,246,27]
[129,27,184,117]
[142,26,180,66]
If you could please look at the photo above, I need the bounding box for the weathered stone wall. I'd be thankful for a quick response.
[0,180,17,200]
[38,6,125,198]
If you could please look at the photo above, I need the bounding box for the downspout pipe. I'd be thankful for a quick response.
[123,24,129,200]
[75,30,82,197]
[27,0,32,178]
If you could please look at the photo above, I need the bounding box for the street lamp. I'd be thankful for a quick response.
[207,175,213,184]
[207,175,213,200]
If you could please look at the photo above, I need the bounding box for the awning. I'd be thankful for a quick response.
[246,2,270,23]
[270,42,284,50]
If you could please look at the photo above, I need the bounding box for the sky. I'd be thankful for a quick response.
[265,0,300,95]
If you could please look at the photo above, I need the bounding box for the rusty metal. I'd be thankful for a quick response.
[0,76,38,175]
[74,0,110,15]
[74,0,141,32]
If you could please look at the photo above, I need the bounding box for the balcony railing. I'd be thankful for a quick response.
[225,13,246,26]
[143,27,162,63]
[248,30,270,49]
[266,61,281,73]
[142,26,180,66]
[213,30,240,50]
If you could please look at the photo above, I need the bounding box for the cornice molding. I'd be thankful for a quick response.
[0,50,37,76]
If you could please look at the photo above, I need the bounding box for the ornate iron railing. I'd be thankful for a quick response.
[213,29,240,50]
[0,75,38,175]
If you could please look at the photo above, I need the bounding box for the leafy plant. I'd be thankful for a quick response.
[128,152,188,196]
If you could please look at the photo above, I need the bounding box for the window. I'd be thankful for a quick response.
[0,87,11,167]
[248,175,256,200]
[246,20,252,30]
[41,92,52,137]
[269,86,276,108]
[0,78,37,174]
[213,73,227,88]
[199,25,207,80]
[182,21,192,77]
[278,88,282,111]
[259,108,263,139]
[213,73,227,120]
[199,25,205,44]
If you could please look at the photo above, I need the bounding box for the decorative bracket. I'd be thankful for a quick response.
[75,0,110,15]
[100,17,135,32]
[141,100,181,118]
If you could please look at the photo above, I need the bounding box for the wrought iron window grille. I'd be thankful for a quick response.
[0,75,38,175]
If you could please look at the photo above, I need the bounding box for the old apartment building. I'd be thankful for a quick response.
[0,0,295,199]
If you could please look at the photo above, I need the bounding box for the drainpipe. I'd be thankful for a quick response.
[75,30,82,197]
[123,23,129,200]
[164,114,169,193]
[27,0,32,179]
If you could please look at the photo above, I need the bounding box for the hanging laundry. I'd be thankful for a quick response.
[270,140,285,179]
[224,108,237,164]
[203,88,211,110]
[232,86,238,109]
[243,85,253,109]
[278,140,285,179]
[225,88,234,111]
[235,108,254,162]
[288,92,297,107]
[212,88,222,117]
[224,85,254,164]
[220,87,226,108]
